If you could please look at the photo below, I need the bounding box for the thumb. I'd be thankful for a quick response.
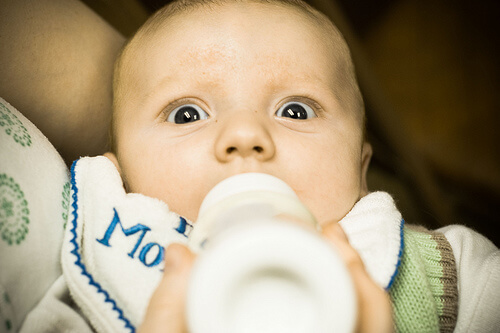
[139,243,195,333]
[322,223,393,333]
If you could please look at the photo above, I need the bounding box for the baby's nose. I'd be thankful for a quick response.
[214,113,275,162]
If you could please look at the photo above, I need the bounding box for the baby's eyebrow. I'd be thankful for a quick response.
[145,72,226,100]
[145,74,177,100]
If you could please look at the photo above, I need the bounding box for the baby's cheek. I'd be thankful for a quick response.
[307,180,361,226]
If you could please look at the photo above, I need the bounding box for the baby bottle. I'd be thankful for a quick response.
[186,173,356,333]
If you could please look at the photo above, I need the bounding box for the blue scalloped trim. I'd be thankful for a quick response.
[69,159,135,332]
[386,218,405,290]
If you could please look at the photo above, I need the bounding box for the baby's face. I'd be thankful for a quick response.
[110,2,371,225]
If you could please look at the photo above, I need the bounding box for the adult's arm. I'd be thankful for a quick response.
[0,0,125,164]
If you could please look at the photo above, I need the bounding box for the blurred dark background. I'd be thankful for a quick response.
[82,0,500,246]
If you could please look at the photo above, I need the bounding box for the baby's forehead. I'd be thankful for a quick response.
[125,3,336,79]
[134,1,338,51]
[127,5,341,85]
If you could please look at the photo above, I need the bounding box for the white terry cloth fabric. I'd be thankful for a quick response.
[61,156,191,332]
[0,98,68,332]
[340,192,404,290]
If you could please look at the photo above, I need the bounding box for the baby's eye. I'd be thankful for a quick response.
[166,104,209,124]
[275,102,317,120]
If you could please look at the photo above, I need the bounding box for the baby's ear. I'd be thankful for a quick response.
[103,152,123,176]
[360,142,372,196]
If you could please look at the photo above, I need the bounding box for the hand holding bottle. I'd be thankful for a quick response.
[139,174,392,333]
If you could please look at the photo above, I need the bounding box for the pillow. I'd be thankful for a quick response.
[0,98,69,331]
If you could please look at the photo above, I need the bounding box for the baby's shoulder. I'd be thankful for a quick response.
[436,224,499,332]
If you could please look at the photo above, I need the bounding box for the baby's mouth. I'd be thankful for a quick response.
[225,164,273,181]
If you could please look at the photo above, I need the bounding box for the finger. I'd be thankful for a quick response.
[139,243,195,333]
[322,223,393,333]
[321,223,361,270]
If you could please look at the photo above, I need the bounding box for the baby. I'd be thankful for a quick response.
[107,0,377,330]
[103,0,498,332]
[0,0,498,332]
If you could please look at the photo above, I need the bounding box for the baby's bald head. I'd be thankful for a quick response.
[112,0,364,135]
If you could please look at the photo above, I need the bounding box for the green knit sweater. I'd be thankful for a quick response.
[389,225,459,333]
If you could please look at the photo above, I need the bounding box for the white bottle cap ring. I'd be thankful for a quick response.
[190,173,317,252]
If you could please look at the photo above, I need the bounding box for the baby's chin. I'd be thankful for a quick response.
[165,199,203,223]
